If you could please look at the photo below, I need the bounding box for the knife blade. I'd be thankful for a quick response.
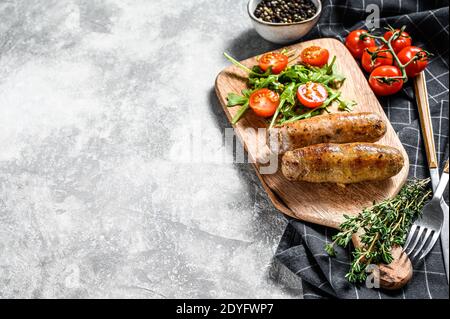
[430,168,440,193]
[441,199,449,282]
[430,170,448,284]
[430,167,448,283]
[440,162,449,283]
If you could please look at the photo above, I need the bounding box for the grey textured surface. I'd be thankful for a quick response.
[0,0,302,298]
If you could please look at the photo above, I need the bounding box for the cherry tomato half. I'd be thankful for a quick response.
[369,65,404,96]
[345,29,376,59]
[397,46,429,78]
[361,46,394,73]
[383,29,412,53]
[258,52,288,74]
[249,88,280,117]
[300,46,330,67]
[297,82,328,108]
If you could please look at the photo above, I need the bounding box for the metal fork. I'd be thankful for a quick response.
[404,160,448,259]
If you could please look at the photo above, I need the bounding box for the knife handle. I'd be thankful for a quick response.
[414,72,438,169]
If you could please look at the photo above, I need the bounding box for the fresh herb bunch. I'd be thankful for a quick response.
[224,52,356,127]
[324,179,432,283]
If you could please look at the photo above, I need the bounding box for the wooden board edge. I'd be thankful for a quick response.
[214,75,298,220]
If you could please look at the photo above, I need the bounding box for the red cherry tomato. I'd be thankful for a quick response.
[249,88,280,117]
[296,82,328,108]
[361,46,394,73]
[369,65,404,96]
[383,29,412,53]
[345,29,376,59]
[397,46,429,77]
[300,46,330,67]
[258,52,288,74]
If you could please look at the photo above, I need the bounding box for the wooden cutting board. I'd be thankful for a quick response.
[215,38,412,289]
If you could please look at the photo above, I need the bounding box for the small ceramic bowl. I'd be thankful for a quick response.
[247,0,322,44]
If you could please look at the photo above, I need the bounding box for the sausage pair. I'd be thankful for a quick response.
[268,112,404,184]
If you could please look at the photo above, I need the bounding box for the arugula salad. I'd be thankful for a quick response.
[224,46,356,128]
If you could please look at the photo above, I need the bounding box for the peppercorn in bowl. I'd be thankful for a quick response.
[247,0,322,44]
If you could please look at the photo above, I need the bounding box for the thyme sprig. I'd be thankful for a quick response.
[325,179,432,283]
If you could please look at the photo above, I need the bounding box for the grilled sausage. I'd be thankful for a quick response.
[268,112,387,154]
[281,143,404,184]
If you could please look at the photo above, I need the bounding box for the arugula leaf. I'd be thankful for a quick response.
[280,82,296,105]
[223,52,262,77]
[249,65,272,79]
[227,93,248,107]
[241,89,253,97]
[269,82,296,129]
[231,101,250,125]
[327,75,346,89]
[249,75,280,90]
[326,56,337,75]
[337,97,357,112]
[226,89,254,124]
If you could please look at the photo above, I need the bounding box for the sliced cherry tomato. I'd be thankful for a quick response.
[397,46,429,77]
[383,29,412,53]
[300,46,330,67]
[258,52,288,74]
[345,29,376,59]
[369,65,404,96]
[361,46,394,73]
[296,82,328,108]
[249,88,280,117]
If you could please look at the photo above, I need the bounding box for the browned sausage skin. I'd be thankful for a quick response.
[281,143,404,184]
[268,112,387,155]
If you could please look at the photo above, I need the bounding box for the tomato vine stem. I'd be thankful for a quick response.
[364,29,432,84]
[365,30,409,81]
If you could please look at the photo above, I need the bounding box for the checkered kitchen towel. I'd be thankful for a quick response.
[275,0,449,299]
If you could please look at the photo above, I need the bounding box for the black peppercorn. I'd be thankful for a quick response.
[254,0,317,23]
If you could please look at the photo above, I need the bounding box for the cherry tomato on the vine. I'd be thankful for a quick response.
[383,29,412,53]
[369,65,404,96]
[249,88,280,117]
[300,46,330,67]
[397,46,429,77]
[258,52,289,74]
[345,29,376,59]
[361,46,394,73]
[296,82,328,108]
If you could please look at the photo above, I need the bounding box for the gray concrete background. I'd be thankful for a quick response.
[0,0,302,298]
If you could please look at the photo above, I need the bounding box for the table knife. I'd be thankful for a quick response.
[414,72,449,283]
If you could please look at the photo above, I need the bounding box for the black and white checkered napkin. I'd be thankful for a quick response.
[275,0,449,299]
